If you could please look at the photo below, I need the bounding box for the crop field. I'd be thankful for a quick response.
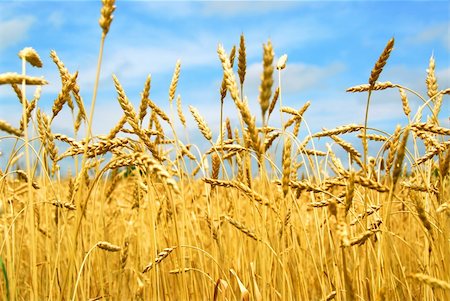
[0,1,449,300]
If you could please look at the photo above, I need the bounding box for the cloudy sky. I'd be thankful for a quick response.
[0,1,449,157]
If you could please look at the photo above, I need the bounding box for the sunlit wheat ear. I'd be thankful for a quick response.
[189,105,212,141]
[142,247,176,273]
[0,120,22,136]
[225,117,233,140]
[330,134,363,167]
[369,37,394,86]
[0,72,48,85]
[238,33,247,87]
[220,45,236,101]
[236,97,261,155]
[169,60,181,103]
[176,95,187,127]
[106,115,126,140]
[107,152,179,193]
[348,229,379,246]
[426,55,443,121]
[426,55,438,99]
[138,74,151,123]
[408,273,450,290]
[50,50,86,122]
[53,134,83,147]
[18,47,43,68]
[211,153,220,179]
[97,241,121,252]
[217,44,240,104]
[384,125,402,174]
[11,83,25,104]
[37,109,58,164]
[259,40,274,120]
[267,86,280,118]
[99,0,116,36]
[51,200,76,210]
[282,138,292,197]
[224,215,259,241]
[414,142,450,166]
[147,98,171,124]
[16,170,40,189]
[59,137,128,159]
[113,74,161,159]
[283,101,310,129]
[313,124,364,138]
[346,81,395,92]
[412,122,450,135]
[392,127,409,186]
[398,88,411,117]
[52,71,78,119]
[411,193,433,238]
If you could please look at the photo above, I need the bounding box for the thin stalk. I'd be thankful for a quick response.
[64,32,107,299]
[362,88,372,300]
[86,33,106,139]
[21,57,38,300]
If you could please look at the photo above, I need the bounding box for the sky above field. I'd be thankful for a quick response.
[0,1,449,154]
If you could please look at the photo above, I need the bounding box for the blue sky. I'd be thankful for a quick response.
[0,1,449,155]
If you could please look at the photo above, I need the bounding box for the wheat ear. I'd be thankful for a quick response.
[259,40,274,122]
[369,38,395,86]
[18,47,43,68]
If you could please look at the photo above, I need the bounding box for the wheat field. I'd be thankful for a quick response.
[0,1,449,300]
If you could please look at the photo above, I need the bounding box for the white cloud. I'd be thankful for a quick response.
[0,16,35,52]
[436,66,450,88]
[47,11,65,29]
[243,61,345,99]
[408,22,450,50]
[200,2,302,17]
[137,1,301,19]
[86,35,221,85]
[135,2,197,18]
